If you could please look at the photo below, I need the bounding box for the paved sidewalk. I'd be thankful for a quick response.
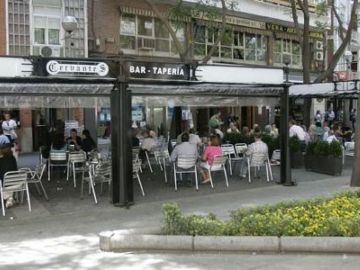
[0,174,356,243]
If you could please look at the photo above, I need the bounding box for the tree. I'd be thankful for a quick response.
[140,0,232,63]
[289,0,359,83]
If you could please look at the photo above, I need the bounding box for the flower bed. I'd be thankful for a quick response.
[162,191,360,237]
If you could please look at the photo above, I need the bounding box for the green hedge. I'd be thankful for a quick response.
[162,190,360,237]
[306,140,342,158]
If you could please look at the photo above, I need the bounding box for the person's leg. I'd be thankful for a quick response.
[240,159,248,178]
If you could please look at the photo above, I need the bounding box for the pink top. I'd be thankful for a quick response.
[203,146,222,165]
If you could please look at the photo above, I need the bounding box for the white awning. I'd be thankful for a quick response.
[289,81,358,97]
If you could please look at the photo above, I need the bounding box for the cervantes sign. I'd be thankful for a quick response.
[128,62,189,81]
[46,60,109,76]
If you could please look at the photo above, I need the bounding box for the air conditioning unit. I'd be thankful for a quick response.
[33,45,62,57]
[315,51,323,61]
[137,37,155,50]
[315,41,323,51]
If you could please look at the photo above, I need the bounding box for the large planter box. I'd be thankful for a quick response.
[290,151,304,169]
[304,155,342,176]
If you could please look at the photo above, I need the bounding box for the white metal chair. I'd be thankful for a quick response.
[234,143,248,157]
[270,149,281,166]
[19,163,49,201]
[0,171,30,216]
[80,161,112,204]
[67,151,87,188]
[133,159,145,196]
[247,152,273,183]
[344,141,355,159]
[48,151,68,181]
[221,144,242,175]
[206,155,229,188]
[173,155,198,191]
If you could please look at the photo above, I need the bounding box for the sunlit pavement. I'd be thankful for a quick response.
[1,234,360,270]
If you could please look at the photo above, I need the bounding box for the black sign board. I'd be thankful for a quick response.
[127,62,190,81]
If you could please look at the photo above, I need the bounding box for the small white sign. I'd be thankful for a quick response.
[46,60,109,76]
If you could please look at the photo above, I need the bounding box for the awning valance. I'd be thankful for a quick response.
[289,81,359,98]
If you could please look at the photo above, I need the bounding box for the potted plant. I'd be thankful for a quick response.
[289,136,303,168]
[304,140,343,175]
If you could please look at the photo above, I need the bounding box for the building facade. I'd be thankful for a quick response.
[88,0,326,134]
[0,0,88,152]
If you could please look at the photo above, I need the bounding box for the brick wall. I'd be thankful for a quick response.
[0,0,6,55]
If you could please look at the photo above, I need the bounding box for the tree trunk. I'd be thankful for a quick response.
[350,99,360,186]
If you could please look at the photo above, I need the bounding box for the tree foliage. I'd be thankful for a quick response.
[141,0,235,63]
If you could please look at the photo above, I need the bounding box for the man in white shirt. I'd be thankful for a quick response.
[2,112,17,143]
[289,120,306,151]
[289,120,305,141]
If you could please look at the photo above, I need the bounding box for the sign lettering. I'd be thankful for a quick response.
[266,23,324,40]
[46,60,109,76]
[128,62,188,80]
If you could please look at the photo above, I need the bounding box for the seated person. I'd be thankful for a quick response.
[51,132,66,151]
[81,129,96,153]
[171,133,198,162]
[0,145,18,209]
[139,130,157,163]
[226,122,240,134]
[66,128,82,151]
[198,135,222,184]
[240,129,268,178]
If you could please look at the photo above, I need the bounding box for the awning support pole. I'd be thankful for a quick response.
[111,77,134,207]
[280,83,295,186]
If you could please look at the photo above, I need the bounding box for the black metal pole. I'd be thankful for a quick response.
[280,83,294,185]
[111,77,133,207]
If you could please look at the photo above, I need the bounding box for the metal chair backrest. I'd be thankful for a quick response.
[176,155,197,169]
[211,155,228,167]
[3,171,28,190]
[271,149,281,161]
[133,159,142,174]
[235,143,248,156]
[162,149,170,160]
[132,147,140,159]
[68,151,86,163]
[93,161,112,180]
[50,151,67,162]
[221,144,236,156]
[249,152,268,167]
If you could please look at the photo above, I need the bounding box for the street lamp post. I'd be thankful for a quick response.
[62,16,78,57]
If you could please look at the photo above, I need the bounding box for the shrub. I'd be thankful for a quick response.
[314,140,330,156]
[329,140,342,158]
[161,203,184,235]
[306,140,317,155]
[162,191,360,237]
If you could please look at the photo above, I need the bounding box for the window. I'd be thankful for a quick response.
[194,26,267,64]
[274,39,302,67]
[33,16,60,45]
[120,14,185,57]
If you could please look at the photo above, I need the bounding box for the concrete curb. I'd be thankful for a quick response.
[99,232,360,254]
